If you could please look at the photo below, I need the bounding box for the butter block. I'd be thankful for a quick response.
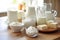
[46,20,58,29]
[49,22,58,29]
[37,24,48,30]
[46,20,55,27]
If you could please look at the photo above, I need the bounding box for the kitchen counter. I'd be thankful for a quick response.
[0,16,60,40]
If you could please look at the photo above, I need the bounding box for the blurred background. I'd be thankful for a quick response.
[44,0,60,17]
[0,0,60,17]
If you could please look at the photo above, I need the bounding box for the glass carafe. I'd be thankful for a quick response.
[44,3,57,21]
[36,6,46,25]
[36,3,57,25]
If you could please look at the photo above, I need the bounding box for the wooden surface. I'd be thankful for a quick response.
[0,16,60,40]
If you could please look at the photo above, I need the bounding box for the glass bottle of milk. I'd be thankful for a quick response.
[23,6,37,27]
[23,0,38,27]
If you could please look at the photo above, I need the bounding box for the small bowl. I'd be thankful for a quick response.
[9,22,24,32]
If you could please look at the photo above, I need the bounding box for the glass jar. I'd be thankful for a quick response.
[25,0,37,26]
[36,6,46,25]
[36,3,57,25]
[7,3,18,24]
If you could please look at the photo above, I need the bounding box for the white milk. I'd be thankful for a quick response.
[37,17,46,25]
[23,18,36,28]
[7,10,18,23]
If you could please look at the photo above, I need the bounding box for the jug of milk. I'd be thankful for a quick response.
[25,6,37,26]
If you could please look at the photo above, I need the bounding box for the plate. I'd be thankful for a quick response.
[39,28,58,32]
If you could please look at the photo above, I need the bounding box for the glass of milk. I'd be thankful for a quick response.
[7,4,18,24]
[7,10,18,24]
[37,17,46,25]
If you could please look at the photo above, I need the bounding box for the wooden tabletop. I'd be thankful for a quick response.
[0,16,60,40]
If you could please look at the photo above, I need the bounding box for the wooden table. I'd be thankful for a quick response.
[0,16,60,40]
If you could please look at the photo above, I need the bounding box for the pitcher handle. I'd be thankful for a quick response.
[52,10,57,17]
